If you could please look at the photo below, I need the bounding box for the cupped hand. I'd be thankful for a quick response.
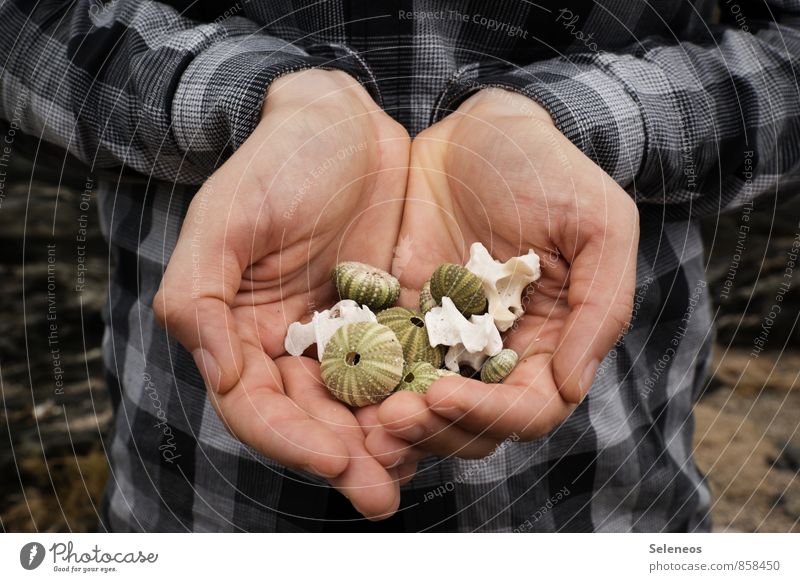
[153,69,411,519]
[365,88,639,467]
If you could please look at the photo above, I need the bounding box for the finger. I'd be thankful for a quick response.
[396,462,418,486]
[378,390,503,458]
[280,357,401,520]
[214,349,349,478]
[554,195,639,403]
[329,436,401,521]
[365,426,429,468]
[153,182,246,395]
[353,404,383,437]
[425,354,575,440]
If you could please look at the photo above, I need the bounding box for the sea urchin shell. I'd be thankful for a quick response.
[376,307,444,367]
[332,261,400,311]
[396,362,440,394]
[284,300,377,360]
[320,322,404,407]
[480,349,518,384]
[429,263,487,316]
[419,280,438,314]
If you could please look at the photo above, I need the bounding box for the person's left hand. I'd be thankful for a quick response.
[363,88,639,468]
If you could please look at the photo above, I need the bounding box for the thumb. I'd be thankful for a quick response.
[552,202,639,404]
[153,187,246,395]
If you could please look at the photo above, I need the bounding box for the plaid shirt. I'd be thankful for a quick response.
[3,0,799,532]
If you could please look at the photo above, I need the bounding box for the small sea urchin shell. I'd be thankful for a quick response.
[429,264,487,316]
[376,307,444,367]
[320,322,404,407]
[419,280,438,314]
[396,362,440,394]
[332,262,400,311]
[480,349,518,384]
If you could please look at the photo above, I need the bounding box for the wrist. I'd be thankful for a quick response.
[262,68,374,119]
[457,87,555,126]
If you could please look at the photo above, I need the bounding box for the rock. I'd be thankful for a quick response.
[702,195,800,349]
[773,481,800,521]
[0,154,111,532]
[770,440,800,473]
[707,345,800,397]
[694,384,800,532]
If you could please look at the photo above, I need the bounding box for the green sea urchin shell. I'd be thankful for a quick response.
[332,262,400,311]
[429,263,487,316]
[376,307,444,367]
[320,322,404,407]
[480,349,518,384]
[396,362,440,394]
[419,280,438,314]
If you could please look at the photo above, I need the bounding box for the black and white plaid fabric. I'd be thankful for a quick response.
[2,0,799,531]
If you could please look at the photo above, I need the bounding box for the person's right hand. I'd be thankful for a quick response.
[365,88,639,468]
[153,69,411,519]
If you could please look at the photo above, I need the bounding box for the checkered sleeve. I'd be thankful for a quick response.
[434,1,800,217]
[0,0,377,184]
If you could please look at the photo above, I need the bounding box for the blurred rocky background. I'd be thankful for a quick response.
[0,149,110,532]
[1,148,798,532]
[698,195,800,532]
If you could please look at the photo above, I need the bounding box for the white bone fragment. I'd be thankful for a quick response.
[444,344,490,373]
[285,300,377,360]
[465,242,541,332]
[425,297,502,356]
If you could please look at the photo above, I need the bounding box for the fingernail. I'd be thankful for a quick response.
[386,456,406,469]
[429,404,460,416]
[580,359,600,398]
[192,348,221,392]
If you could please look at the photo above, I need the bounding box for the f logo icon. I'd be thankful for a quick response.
[20,542,46,570]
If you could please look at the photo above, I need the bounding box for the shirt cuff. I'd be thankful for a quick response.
[432,58,647,190]
[172,36,379,176]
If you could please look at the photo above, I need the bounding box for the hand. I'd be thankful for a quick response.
[153,69,411,519]
[365,88,639,467]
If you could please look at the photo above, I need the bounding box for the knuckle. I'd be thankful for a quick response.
[607,299,635,335]
[152,289,168,328]
[152,284,192,332]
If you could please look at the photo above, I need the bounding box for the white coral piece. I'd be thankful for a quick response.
[465,242,541,332]
[425,297,502,357]
[444,344,490,373]
[284,300,377,360]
